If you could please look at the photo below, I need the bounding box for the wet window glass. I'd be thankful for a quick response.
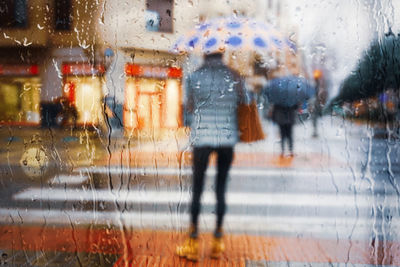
[0,1,399,266]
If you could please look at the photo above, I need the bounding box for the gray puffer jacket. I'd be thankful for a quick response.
[185,57,247,147]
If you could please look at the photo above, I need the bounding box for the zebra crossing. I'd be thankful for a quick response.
[2,165,399,240]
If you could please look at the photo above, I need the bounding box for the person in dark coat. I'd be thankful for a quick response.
[272,104,298,157]
[55,97,78,128]
[176,52,248,261]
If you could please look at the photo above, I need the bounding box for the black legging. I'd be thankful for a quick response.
[279,124,293,153]
[190,146,234,236]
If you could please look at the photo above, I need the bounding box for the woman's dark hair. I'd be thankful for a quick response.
[205,52,223,59]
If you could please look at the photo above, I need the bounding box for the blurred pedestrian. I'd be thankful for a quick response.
[176,52,247,261]
[311,70,327,138]
[272,104,298,157]
[54,96,78,128]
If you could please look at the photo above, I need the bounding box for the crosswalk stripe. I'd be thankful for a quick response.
[1,208,398,235]
[49,174,89,185]
[13,188,397,208]
[74,166,357,178]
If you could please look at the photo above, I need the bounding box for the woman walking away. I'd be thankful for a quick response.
[272,104,298,157]
[176,52,247,261]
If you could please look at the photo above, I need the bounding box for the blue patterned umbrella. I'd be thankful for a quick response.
[265,76,315,107]
[171,16,296,55]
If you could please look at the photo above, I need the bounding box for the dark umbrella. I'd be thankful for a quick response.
[334,32,400,104]
[265,75,315,107]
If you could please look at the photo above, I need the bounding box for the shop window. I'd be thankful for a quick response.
[55,0,72,30]
[146,0,173,33]
[0,78,40,124]
[0,0,27,28]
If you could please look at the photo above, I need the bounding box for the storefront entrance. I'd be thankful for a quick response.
[124,64,183,139]
[62,63,105,126]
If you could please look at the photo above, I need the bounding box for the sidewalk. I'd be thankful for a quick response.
[0,126,108,171]
[0,116,369,172]
[0,225,398,266]
[94,117,351,170]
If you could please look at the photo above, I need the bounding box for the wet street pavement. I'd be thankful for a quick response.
[0,116,399,266]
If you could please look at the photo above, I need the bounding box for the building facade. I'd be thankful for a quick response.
[0,0,104,126]
[0,0,302,136]
[96,0,301,136]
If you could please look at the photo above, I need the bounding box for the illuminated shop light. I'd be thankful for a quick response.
[0,64,39,76]
[62,63,105,76]
[125,64,182,78]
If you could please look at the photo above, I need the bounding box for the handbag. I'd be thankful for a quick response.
[238,101,265,142]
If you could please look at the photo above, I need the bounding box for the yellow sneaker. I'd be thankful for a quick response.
[176,237,199,261]
[210,236,225,259]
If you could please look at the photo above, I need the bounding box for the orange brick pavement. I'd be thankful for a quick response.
[1,225,398,266]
